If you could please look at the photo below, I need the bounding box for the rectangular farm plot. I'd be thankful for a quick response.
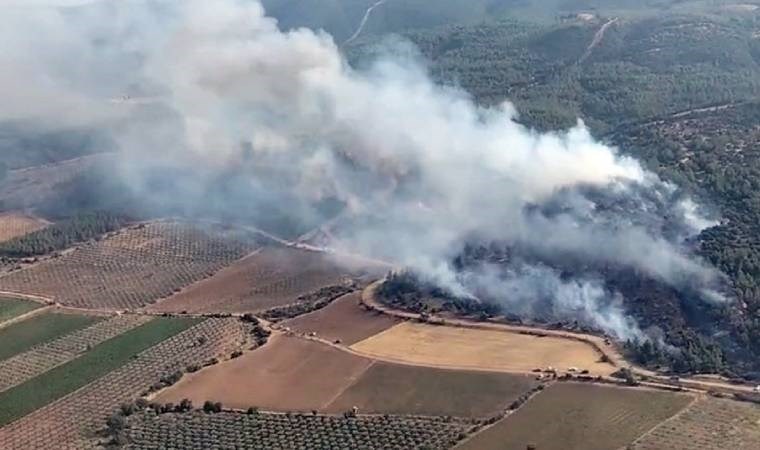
[631,396,760,450]
[351,321,615,375]
[149,246,353,314]
[0,222,259,310]
[0,297,43,323]
[283,292,399,345]
[0,312,101,361]
[0,316,199,427]
[156,334,374,412]
[459,382,694,450]
[324,362,539,417]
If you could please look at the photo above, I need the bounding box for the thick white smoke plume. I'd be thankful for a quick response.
[0,0,726,340]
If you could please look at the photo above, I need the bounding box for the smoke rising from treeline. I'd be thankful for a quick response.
[0,0,727,340]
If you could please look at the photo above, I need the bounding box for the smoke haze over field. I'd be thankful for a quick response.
[0,0,727,339]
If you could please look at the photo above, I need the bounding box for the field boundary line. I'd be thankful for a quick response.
[319,360,377,411]
[0,305,52,330]
[617,394,702,450]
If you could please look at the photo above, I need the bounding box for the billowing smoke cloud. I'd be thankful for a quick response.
[0,0,726,340]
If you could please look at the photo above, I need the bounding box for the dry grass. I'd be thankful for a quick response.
[324,361,538,417]
[156,334,373,413]
[0,213,48,243]
[283,292,399,345]
[631,396,760,450]
[149,247,356,314]
[458,382,694,450]
[351,321,616,375]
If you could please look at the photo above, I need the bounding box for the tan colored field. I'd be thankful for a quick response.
[351,321,615,375]
[631,396,760,450]
[283,292,399,345]
[0,213,48,242]
[156,334,374,412]
[459,382,694,450]
[150,247,359,314]
[324,361,538,417]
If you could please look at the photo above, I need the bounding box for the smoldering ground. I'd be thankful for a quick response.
[0,0,728,340]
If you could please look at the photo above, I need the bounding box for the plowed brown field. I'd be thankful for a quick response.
[283,292,399,345]
[149,247,357,314]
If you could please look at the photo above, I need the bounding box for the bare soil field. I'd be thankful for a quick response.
[149,247,358,314]
[156,333,374,412]
[324,361,538,417]
[351,321,616,375]
[0,213,48,243]
[0,221,258,310]
[458,382,694,450]
[283,292,399,345]
[631,396,760,450]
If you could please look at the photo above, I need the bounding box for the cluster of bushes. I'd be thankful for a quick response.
[259,284,355,321]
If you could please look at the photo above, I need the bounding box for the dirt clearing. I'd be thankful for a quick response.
[156,334,373,412]
[324,361,538,417]
[458,382,694,450]
[150,247,365,314]
[351,321,615,375]
[283,292,399,345]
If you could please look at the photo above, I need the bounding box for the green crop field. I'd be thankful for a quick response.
[0,312,101,362]
[0,316,199,426]
[0,297,43,324]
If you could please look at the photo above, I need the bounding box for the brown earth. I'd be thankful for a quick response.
[458,382,694,450]
[0,213,48,242]
[351,321,616,375]
[149,247,366,314]
[324,361,538,417]
[283,292,399,345]
[155,333,374,412]
[631,396,760,450]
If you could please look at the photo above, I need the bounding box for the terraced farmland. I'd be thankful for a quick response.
[0,222,259,310]
[0,317,249,449]
[0,312,101,361]
[631,396,760,450]
[150,246,355,314]
[0,297,43,323]
[120,410,476,450]
[458,382,694,450]
[0,314,152,392]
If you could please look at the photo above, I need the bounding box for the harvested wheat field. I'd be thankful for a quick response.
[283,292,399,345]
[156,334,373,412]
[324,361,538,417]
[631,396,760,450]
[0,221,258,310]
[459,382,694,450]
[0,213,48,242]
[351,321,615,375]
[149,247,360,314]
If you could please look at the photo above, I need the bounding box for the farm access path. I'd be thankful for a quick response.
[357,280,760,397]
